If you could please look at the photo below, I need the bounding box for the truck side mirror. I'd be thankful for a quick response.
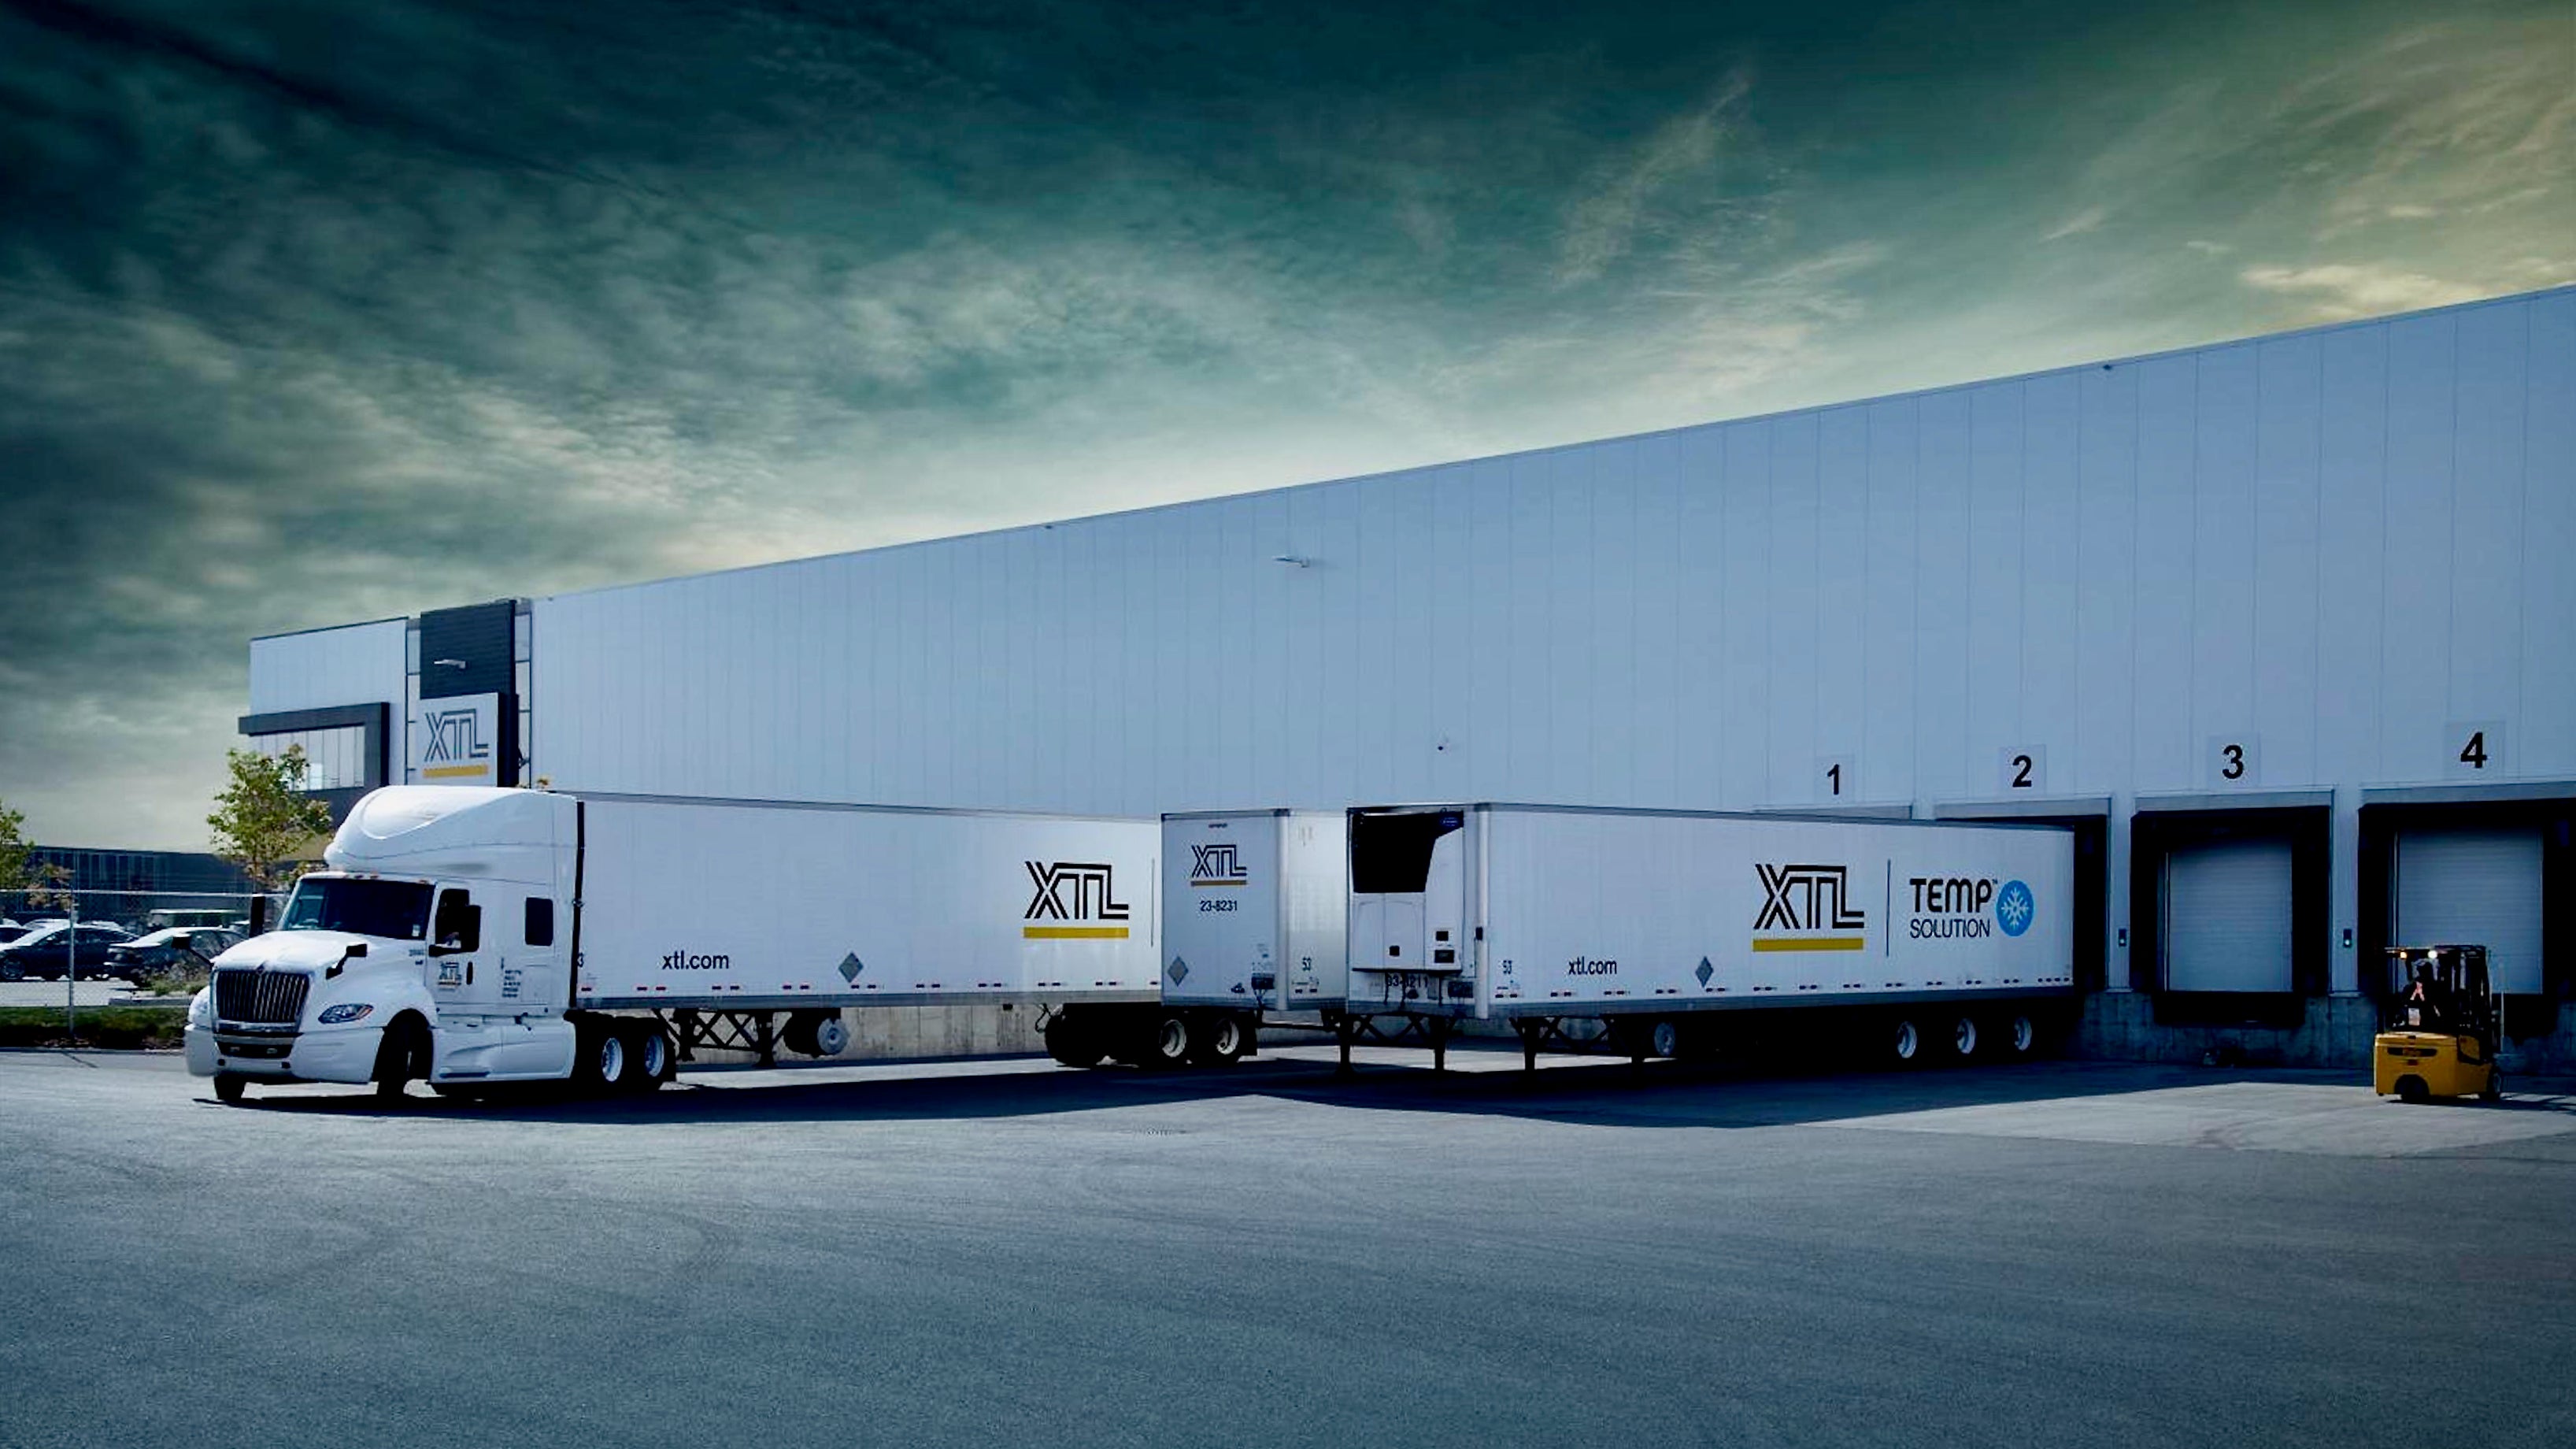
[346,943,368,959]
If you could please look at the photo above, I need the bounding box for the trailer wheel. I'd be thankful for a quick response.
[1196,1013,1251,1065]
[213,1073,248,1104]
[1950,1016,1979,1060]
[811,1014,849,1058]
[1890,1018,1921,1065]
[1149,1014,1194,1069]
[2005,1014,2037,1057]
[1044,1011,1105,1069]
[1649,1018,1683,1059]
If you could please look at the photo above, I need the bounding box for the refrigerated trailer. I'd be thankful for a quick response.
[184,787,1169,1101]
[1044,810,1349,1069]
[1343,803,2078,1071]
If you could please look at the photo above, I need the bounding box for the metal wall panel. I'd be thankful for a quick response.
[246,619,407,719]
[506,290,2570,839]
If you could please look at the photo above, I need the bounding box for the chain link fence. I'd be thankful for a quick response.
[1,889,282,1043]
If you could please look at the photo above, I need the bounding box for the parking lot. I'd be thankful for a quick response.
[4,1046,2573,1449]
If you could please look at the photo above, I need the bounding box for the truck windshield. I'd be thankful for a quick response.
[281,879,434,940]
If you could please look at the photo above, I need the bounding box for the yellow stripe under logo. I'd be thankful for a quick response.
[421,765,491,780]
[1023,926,1132,939]
[1751,937,1867,953]
[1191,880,1245,888]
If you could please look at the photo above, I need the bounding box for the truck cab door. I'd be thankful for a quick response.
[428,887,495,1010]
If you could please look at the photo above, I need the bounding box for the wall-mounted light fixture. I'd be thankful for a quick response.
[1271,554,1311,569]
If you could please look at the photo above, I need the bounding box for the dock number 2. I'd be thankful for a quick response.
[1998,747,2045,795]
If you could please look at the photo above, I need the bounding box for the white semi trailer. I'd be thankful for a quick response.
[1043,810,1348,1069]
[1342,804,2078,1071]
[184,787,1171,1102]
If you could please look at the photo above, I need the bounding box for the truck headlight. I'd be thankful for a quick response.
[317,1003,375,1025]
[187,990,212,1028]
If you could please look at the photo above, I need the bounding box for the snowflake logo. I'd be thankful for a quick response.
[1995,880,2035,938]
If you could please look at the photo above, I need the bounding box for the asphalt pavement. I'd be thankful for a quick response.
[2,1046,2572,1448]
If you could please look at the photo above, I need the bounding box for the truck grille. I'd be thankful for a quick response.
[213,969,310,1028]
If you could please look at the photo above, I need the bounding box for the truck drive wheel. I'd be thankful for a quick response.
[624,1024,671,1092]
[576,1021,632,1094]
[213,1073,248,1104]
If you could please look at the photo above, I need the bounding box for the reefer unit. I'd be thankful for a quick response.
[1159,810,1349,1011]
[1345,804,2075,1064]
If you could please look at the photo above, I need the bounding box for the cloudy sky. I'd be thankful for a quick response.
[1,0,2570,849]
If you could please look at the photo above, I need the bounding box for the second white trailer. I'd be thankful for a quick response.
[1345,803,2078,1069]
[1043,809,1349,1069]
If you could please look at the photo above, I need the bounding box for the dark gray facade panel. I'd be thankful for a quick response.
[418,601,515,700]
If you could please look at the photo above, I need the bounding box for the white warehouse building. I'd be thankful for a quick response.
[246,285,2576,1067]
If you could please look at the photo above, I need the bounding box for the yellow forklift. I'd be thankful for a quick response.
[2374,944,2504,1103]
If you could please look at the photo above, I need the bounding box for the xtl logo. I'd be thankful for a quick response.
[1024,862,1132,939]
[420,707,491,772]
[1752,863,1868,952]
[1190,843,1249,887]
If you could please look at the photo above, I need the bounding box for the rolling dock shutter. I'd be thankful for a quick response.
[2395,830,2544,995]
[2163,840,2294,992]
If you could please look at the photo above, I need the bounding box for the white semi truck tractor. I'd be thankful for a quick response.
[1341,803,2080,1073]
[186,787,1164,1102]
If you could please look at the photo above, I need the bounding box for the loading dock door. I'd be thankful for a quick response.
[2395,830,2544,995]
[2163,840,2295,992]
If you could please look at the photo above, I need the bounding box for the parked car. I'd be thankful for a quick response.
[0,921,136,981]
[103,927,242,984]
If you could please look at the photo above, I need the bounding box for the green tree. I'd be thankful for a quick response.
[206,746,336,893]
[0,800,29,893]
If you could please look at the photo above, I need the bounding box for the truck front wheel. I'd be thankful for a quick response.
[374,1017,429,1102]
[213,1073,248,1104]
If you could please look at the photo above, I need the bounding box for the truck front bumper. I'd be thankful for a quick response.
[187,1024,382,1085]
